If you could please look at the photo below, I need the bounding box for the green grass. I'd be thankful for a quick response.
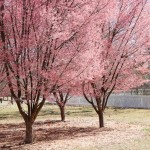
[105,108,150,125]
[0,103,96,123]
[37,104,96,121]
[1,103,150,125]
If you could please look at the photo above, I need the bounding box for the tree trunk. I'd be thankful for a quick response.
[24,121,33,144]
[11,96,13,104]
[98,111,104,128]
[59,106,65,121]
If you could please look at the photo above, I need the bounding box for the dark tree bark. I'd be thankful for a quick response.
[82,81,114,128]
[98,111,104,128]
[59,105,65,121]
[12,96,46,144]
[25,121,33,144]
[53,89,70,122]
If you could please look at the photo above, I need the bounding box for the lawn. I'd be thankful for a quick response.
[0,101,150,149]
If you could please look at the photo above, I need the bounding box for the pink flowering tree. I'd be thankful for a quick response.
[82,0,150,128]
[0,0,109,143]
[52,80,82,122]
[53,87,71,122]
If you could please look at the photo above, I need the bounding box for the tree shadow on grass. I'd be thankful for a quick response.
[0,120,113,149]
[35,126,112,142]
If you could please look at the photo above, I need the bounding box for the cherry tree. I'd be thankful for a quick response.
[0,0,109,143]
[53,87,71,121]
[82,0,150,128]
[52,79,82,122]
